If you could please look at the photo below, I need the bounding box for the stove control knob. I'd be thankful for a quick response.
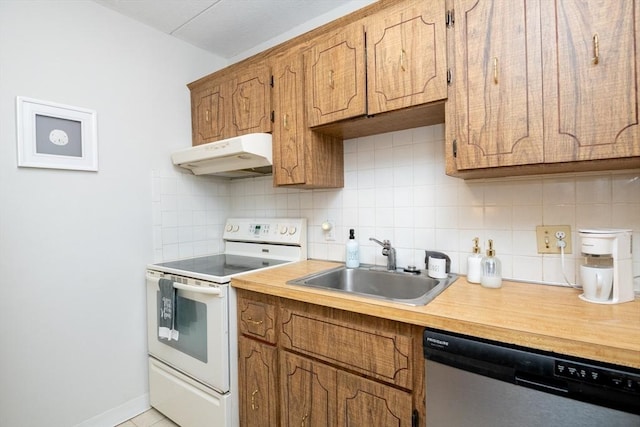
[280,226,288,234]
[226,224,233,232]
[232,225,239,232]
[288,226,297,235]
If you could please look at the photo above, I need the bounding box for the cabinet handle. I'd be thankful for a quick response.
[592,33,599,65]
[246,316,264,326]
[493,57,498,84]
[283,113,289,131]
[239,88,249,112]
[205,110,210,122]
[328,69,335,89]
[251,389,259,410]
[301,413,308,427]
[400,49,406,72]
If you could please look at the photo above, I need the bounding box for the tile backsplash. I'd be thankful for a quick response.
[153,124,640,290]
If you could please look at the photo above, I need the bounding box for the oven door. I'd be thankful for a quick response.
[146,271,229,393]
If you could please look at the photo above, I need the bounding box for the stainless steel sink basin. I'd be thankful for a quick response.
[287,265,457,306]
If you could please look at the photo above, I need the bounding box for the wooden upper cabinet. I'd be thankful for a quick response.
[273,52,306,185]
[542,0,640,162]
[191,81,226,146]
[366,0,447,115]
[451,0,544,170]
[447,0,640,177]
[272,51,344,188]
[188,63,271,146]
[305,0,447,129]
[228,63,272,136]
[305,21,366,127]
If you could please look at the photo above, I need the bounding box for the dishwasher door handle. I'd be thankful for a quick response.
[515,376,569,394]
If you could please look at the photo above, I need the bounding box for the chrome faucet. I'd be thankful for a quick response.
[369,237,397,271]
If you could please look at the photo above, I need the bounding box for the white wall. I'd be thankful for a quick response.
[0,1,224,426]
[216,126,640,289]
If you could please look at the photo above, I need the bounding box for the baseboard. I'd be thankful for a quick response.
[74,393,150,427]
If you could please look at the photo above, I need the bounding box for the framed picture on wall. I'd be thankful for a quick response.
[16,96,98,171]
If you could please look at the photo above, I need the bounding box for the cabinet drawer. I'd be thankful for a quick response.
[280,301,412,389]
[238,290,278,344]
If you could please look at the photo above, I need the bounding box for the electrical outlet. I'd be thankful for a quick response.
[535,225,572,254]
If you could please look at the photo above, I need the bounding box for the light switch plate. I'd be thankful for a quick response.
[535,225,572,254]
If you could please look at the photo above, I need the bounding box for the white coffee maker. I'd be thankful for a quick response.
[578,228,634,304]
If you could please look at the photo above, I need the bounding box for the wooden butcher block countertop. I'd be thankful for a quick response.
[231,260,640,369]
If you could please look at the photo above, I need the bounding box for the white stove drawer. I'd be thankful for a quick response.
[149,357,230,427]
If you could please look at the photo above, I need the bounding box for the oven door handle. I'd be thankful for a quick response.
[172,281,222,296]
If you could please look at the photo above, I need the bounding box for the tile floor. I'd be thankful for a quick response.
[116,408,178,427]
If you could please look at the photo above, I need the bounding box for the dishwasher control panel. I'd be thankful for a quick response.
[555,360,640,393]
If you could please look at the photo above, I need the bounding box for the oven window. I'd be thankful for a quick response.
[156,292,207,363]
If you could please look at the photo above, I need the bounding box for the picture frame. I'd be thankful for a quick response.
[16,96,98,171]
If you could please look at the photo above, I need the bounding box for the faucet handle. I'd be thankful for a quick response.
[370,237,391,249]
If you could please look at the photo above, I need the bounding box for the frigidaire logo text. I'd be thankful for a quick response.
[427,337,449,348]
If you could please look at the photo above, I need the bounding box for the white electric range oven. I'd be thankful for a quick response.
[146,218,307,427]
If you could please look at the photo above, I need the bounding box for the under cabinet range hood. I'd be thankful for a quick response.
[171,133,272,178]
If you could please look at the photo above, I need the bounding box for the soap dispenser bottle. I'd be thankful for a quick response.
[481,239,502,288]
[345,229,360,268]
[467,237,483,284]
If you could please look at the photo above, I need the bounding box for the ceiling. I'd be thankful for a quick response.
[93,0,374,60]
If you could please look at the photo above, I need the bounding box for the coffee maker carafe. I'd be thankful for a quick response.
[578,228,634,304]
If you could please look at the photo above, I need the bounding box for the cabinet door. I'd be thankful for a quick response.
[366,0,447,115]
[238,336,278,427]
[191,82,226,145]
[229,63,272,136]
[273,51,344,189]
[280,302,412,390]
[238,291,278,344]
[337,370,413,427]
[542,0,640,162]
[305,21,366,127]
[272,53,306,185]
[280,351,337,427]
[451,0,544,170]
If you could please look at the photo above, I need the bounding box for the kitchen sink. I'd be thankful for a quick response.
[287,265,457,306]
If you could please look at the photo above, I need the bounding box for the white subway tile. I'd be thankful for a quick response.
[152,125,637,286]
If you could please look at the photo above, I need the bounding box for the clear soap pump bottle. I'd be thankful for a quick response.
[345,229,360,268]
[481,239,502,288]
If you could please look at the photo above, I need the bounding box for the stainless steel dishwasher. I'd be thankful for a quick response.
[423,328,640,427]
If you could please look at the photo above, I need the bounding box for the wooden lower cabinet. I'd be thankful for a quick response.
[238,336,279,427]
[280,351,413,427]
[337,370,413,426]
[280,351,337,426]
[237,289,422,427]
